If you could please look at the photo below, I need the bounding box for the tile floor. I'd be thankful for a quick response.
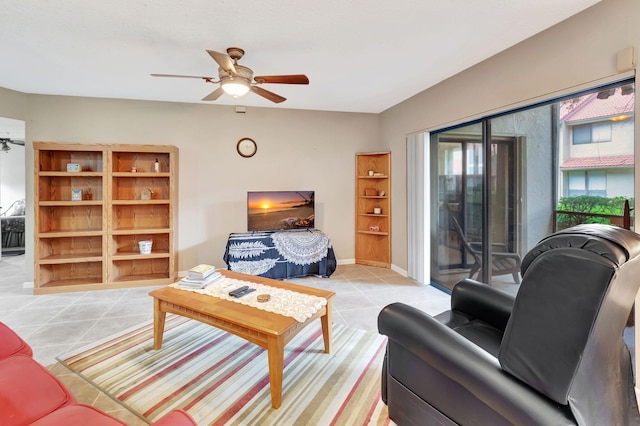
[0,255,451,424]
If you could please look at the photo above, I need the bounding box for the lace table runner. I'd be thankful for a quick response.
[171,276,327,323]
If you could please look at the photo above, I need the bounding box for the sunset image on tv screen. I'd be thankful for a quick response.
[247,191,314,231]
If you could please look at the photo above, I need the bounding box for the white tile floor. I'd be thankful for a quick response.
[0,255,451,366]
[4,254,634,424]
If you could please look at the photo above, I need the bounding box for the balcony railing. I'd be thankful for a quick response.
[554,199,633,231]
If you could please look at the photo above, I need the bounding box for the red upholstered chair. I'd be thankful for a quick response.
[0,322,197,426]
[0,321,32,358]
[30,404,127,426]
[0,354,76,425]
[31,404,197,426]
[31,404,198,426]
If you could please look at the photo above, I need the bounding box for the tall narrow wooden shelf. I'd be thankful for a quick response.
[34,142,178,294]
[355,152,391,268]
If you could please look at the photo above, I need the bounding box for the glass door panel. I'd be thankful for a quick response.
[432,123,483,291]
[432,108,551,293]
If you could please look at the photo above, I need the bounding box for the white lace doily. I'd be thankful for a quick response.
[271,231,331,265]
[227,240,269,259]
[228,258,278,275]
[171,276,327,323]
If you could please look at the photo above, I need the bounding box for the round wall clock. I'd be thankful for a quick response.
[236,137,257,158]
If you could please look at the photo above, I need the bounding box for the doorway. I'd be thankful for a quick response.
[432,126,520,291]
[0,117,26,258]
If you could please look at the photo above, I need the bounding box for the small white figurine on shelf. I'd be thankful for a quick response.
[71,188,82,201]
[141,188,153,200]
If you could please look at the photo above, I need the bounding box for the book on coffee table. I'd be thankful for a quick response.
[187,264,216,281]
[178,271,222,289]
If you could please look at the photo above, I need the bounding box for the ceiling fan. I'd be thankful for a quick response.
[0,138,25,153]
[151,47,309,104]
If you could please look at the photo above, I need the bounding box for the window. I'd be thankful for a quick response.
[427,78,634,293]
[573,122,612,144]
[567,170,606,196]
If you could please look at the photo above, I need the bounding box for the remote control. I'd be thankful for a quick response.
[228,286,248,297]
[229,286,255,298]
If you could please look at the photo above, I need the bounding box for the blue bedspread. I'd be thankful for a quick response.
[223,230,336,280]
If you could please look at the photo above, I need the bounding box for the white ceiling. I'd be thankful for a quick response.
[1,0,600,114]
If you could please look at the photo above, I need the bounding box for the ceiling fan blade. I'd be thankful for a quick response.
[253,75,309,85]
[202,87,225,101]
[207,50,236,74]
[0,138,24,146]
[151,73,215,80]
[251,86,286,103]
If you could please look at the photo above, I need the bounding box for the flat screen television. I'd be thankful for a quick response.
[247,191,315,232]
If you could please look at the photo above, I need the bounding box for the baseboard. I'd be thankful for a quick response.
[337,259,408,277]
[391,264,407,277]
[429,282,452,295]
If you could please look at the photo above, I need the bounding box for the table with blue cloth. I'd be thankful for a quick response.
[223,230,336,280]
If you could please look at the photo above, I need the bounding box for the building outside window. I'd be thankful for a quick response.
[567,170,606,197]
[559,86,635,201]
[572,122,612,144]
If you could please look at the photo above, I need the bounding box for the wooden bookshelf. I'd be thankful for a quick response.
[355,152,391,268]
[33,142,178,294]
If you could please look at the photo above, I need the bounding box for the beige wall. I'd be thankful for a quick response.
[0,87,27,121]
[380,0,639,272]
[0,92,381,281]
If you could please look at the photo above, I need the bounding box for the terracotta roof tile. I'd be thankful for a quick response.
[560,154,634,169]
[560,88,635,122]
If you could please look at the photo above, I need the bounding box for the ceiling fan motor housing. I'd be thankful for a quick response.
[219,64,253,85]
[226,47,245,61]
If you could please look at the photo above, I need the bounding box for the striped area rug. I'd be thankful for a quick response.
[58,315,392,425]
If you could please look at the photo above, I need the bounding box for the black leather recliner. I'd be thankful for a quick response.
[378,224,640,425]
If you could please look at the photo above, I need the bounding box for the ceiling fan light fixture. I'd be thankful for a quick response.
[153,48,303,103]
[222,80,251,97]
[1,141,10,152]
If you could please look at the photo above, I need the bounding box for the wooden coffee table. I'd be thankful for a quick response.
[148,269,335,409]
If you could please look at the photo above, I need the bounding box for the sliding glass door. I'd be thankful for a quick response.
[432,121,532,293]
[429,80,634,294]
[433,124,483,283]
